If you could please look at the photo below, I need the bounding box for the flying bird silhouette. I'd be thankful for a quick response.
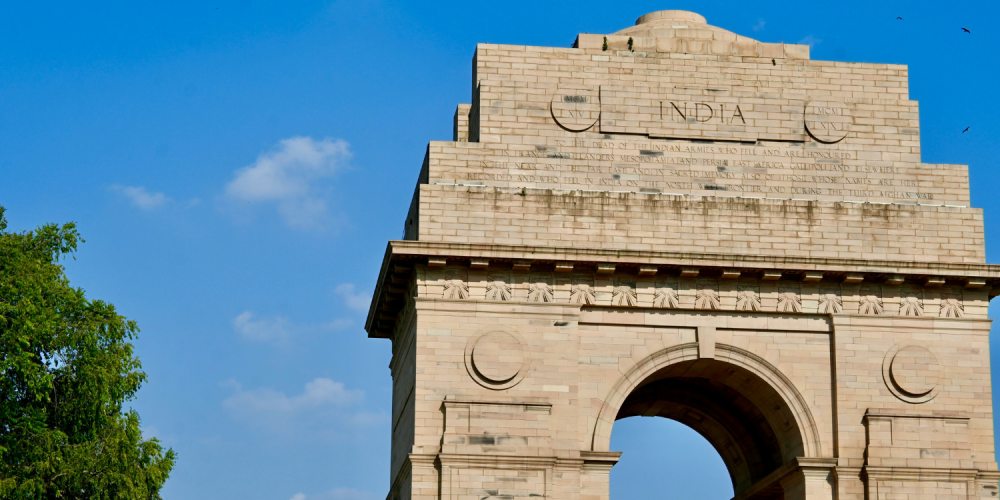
[963,127,970,133]
[962,27,971,33]
[897,16,903,20]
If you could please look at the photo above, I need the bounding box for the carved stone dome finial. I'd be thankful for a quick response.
[635,10,707,26]
[613,9,739,40]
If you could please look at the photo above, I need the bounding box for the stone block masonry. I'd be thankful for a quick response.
[367,10,1000,500]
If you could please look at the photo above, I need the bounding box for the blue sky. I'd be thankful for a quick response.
[2,1,998,499]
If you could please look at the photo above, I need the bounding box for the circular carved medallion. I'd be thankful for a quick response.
[882,343,942,403]
[550,86,600,132]
[465,330,528,390]
[804,100,852,143]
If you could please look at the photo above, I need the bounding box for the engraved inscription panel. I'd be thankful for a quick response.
[599,86,805,142]
[441,138,944,204]
[804,100,852,143]
[550,86,600,132]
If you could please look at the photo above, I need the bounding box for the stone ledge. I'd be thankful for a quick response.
[732,457,839,500]
[365,241,1000,338]
[862,466,981,482]
[387,240,1000,279]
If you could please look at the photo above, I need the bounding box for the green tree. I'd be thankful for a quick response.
[0,207,175,499]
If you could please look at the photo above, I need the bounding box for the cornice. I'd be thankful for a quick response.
[365,240,999,338]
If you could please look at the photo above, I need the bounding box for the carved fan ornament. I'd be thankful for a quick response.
[436,267,963,318]
[736,284,761,311]
[858,286,884,315]
[443,279,469,300]
[776,292,802,313]
[528,283,553,302]
[653,281,679,309]
[611,277,637,307]
[527,274,554,303]
[570,284,596,305]
[818,294,843,314]
[486,272,513,301]
[776,286,802,313]
[443,270,469,300]
[818,287,843,314]
[695,280,721,310]
[899,295,924,317]
[570,275,596,305]
[940,291,965,318]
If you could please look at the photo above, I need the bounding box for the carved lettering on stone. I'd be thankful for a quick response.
[695,279,721,310]
[653,279,679,308]
[804,100,852,144]
[443,269,469,300]
[486,271,513,301]
[367,12,1000,500]
[859,285,884,315]
[570,275,596,305]
[550,85,600,132]
[611,276,638,307]
[736,282,761,311]
[466,139,943,203]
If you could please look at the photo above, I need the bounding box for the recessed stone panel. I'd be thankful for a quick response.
[370,8,1000,500]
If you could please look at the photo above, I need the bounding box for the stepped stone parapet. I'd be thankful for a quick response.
[367,11,1000,500]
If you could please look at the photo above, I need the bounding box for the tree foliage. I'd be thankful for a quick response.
[0,207,175,499]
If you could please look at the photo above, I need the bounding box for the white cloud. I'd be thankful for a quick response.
[224,136,351,229]
[326,318,353,331]
[232,311,355,344]
[222,378,364,430]
[797,34,822,49]
[111,184,170,209]
[335,284,371,313]
[752,19,765,32]
[291,488,379,500]
[232,311,289,343]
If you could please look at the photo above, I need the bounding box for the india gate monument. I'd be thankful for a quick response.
[365,10,1000,499]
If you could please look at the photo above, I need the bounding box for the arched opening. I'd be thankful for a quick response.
[596,345,819,498]
[611,417,733,499]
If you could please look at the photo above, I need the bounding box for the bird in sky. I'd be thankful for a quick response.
[897,16,903,20]
[963,127,970,133]
[962,27,971,33]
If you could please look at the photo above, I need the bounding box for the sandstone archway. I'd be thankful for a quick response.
[368,7,1000,499]
[594,344,822,495]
